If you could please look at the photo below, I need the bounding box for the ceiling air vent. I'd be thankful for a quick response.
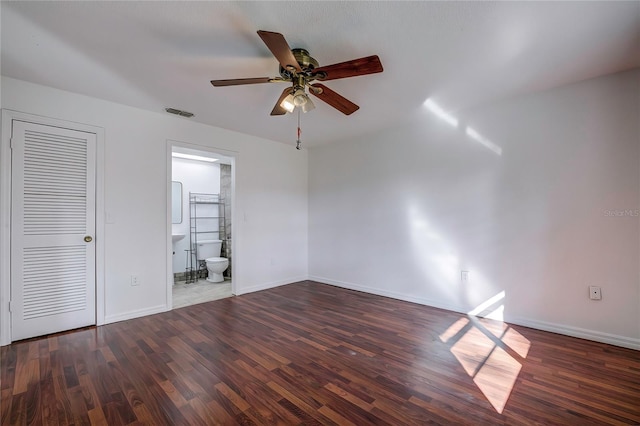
[165,108,194,118]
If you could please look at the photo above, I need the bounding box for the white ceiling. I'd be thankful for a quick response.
[2,1,639,148]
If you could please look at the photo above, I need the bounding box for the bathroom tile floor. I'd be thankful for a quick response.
[172,278,233,309]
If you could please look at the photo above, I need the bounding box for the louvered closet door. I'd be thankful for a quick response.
[11,120,96,341]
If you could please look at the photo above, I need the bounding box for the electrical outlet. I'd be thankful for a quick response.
[589,286,601,300]
[461,270,469,284]
[131,275,140,286]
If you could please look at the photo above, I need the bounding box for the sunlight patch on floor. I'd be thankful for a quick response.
[451,327,495,376]
[439,317,469,343]
[440,291,531,413]
[472,346,522,413]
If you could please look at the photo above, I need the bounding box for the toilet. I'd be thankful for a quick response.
[196,239,229,283]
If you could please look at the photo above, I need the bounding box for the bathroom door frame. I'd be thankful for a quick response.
[0,109,106,346]
[166,140,238,309]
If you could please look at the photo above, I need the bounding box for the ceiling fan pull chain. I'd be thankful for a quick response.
[296,108,302,150]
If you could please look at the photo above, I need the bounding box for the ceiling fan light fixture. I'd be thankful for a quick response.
[302,97,315,113]
[293,89,308,107]
[280,93,295,113]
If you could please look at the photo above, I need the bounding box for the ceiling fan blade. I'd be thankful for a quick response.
[257,30,302,73]
[271,87,294,116]
[210,77,273,87]
[312,55,383,81]
[309,83,359,115]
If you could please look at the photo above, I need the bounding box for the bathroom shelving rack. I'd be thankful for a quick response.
[186,192,227,284]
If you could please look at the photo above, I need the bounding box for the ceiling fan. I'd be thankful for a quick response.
[210,30,383,116]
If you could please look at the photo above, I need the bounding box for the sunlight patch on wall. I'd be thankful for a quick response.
[466,126,503,156]
[422,98,502,156]
[408,205,460,290]
[439,292,531,414]
[407,203,499,307]
[423,99,459,128]
[467,290,506,321]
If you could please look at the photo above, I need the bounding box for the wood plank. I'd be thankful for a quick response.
[1,281,638,424]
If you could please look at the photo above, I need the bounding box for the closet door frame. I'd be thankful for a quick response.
[0,109,106,345]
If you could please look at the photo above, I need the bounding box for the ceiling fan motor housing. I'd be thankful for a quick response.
[279,48,319,79]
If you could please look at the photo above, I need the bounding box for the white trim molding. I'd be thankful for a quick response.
[505,316,640,351]
[104,304,169,325]
[309,275,467,314]
[235,276,309,296]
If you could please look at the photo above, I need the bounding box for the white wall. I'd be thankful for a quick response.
[1,76,308,331]
[309,69,640,349]
[2,70,637,349]
[171,158,221,274]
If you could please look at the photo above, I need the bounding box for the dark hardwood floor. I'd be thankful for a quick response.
[2,281,639,425]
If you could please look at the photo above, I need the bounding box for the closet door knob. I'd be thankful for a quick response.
[84,236,93,243]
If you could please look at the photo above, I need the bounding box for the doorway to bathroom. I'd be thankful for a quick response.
[168,143,234,309]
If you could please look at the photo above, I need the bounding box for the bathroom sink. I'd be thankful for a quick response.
[172,233,185,243]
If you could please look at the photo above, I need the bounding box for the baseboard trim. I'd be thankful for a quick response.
[309,275,466,315]
[104,304,169,325]
[309,276,640,351]
[505,316,640,350]
[235,276,308,296]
